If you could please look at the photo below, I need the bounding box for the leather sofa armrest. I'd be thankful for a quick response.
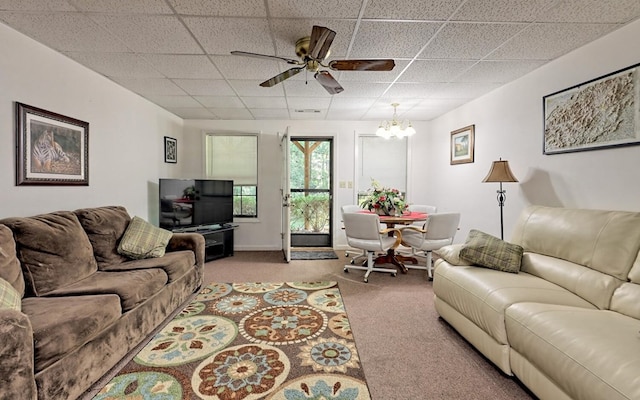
[167,232,206,268]
[0,309,36,400]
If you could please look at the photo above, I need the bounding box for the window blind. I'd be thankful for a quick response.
[205,134,257,185]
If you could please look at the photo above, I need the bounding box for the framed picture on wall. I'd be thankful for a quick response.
[15,102,89,186]
[164,136,177,163]
[450,125,475,165]
[543,62,640,154]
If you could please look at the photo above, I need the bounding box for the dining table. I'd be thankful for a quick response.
[361,210,428,273]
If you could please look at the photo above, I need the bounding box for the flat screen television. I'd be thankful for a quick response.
[159,178,233,231]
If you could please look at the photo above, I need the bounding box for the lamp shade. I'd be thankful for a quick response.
[482,160,518,183]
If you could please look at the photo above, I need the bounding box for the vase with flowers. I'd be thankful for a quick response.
[360,179,408,216]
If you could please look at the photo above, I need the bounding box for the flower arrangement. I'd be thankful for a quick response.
[360,179,408,216]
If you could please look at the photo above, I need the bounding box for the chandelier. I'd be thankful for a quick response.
[375,103,416,139]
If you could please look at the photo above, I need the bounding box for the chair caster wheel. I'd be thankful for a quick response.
[350,260,355,264]
[363,278,368,283]
[343,267,349,273]
[391,272,397,277]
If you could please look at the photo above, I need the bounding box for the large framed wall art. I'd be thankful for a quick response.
[543,62,640,155]
[15,102,89,186]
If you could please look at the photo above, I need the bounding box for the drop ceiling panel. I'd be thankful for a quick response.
[142,55,222,79]
[0,13,129,52]
[419,22,527,59]
[173,79,236,96]
[194,96,245,108]
[168,0,267,17]
[0,1,636,121]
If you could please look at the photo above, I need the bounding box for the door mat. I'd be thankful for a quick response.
[92,281,371,399]
[291,250,339,260]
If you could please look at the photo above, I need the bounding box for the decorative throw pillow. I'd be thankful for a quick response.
[459,229,523,273]
[117,217,173,259]
[0,278,21,311]
[434,244,474,266]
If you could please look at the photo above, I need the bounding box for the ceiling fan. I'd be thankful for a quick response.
[231,25,395,95]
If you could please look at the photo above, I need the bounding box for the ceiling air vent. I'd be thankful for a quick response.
[294,109,321,113]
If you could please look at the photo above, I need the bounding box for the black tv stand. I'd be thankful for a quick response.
[174,225,235,262]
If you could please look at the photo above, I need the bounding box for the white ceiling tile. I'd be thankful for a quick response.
[211,55,280,80]
[363,0,464,20]
[0,13,129,52]
[420,22,526,59]
[328,97,376,110]
[110,78,186,95]
[173,79,236,96]
[0,0,75,11]
[70,0,173,13]
[194,96,245,108]
[64,52,163,78]
[211,108,255,119]
[383,83,449,99]
[144,95,201,108]
[452,0,557,22]
[283,79,334,97]
[325,109,367,120]
[166,107,217,119]
[454,60,547,83]
[398,60,477,83]
[184,17,273,55]
[142,55,222,79]
[538,0,640,23]
[350,21,442,59]
[286,97,331,110]
[169,0,267,17]
[229,80,285,96]
[250,109,291,119]
[266,0,362,19]
[89,15,202,54]
[428,82,503,98]
[242,96,288,109]
[489,23,619,60]
[337,82,391,98]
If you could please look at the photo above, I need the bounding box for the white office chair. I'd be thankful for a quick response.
[396,204,437,255]
[400,212,461,280]
[343,213,401,283]
[341,205,367,264]
[408,204,437,215]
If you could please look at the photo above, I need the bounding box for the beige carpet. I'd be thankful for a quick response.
[202,251,536,400]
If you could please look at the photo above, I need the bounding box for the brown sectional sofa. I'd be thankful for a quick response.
[433,205,640,400]
[0,206,205,400]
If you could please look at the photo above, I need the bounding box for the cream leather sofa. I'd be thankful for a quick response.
[433,205,640,400]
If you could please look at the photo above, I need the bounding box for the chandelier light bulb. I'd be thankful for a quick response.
[374,103,417,139]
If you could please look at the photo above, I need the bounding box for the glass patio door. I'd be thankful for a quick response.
[289,137,333,247]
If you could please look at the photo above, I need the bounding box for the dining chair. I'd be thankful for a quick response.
[400,212,461,280]
[341,205,367,264]
[342,212,401,283]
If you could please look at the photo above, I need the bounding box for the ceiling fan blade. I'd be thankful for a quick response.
[308,25,336,61]
[231,51,302,65]
[259,67,304,87]
[315,71,344,95]
[329,59,396,71]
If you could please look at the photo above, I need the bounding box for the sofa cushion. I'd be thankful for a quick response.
[45,269,168,312]
[21,294,122,372]
[0,212,97,296]
[0,225,24,296]
[459,230,523,273]
[100,250,195,282]
[433,261,596,345]
[74,206,131,268]
[506,303,640,400]
[117,217,173,259]
[0,278,20,311]
[434,244,473,266]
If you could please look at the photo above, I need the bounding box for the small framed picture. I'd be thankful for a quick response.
[450,125,475,165]
[15,102,89,185]
[164,136,177,163]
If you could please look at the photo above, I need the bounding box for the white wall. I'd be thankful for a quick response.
[420,19,640,242]
[0,23,184,221]
[181,120,428,250]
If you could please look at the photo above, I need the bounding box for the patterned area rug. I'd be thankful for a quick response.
[290,251,339,260]
[93,282,371,400]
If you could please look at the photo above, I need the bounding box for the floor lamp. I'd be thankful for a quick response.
[482,159,518,240]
